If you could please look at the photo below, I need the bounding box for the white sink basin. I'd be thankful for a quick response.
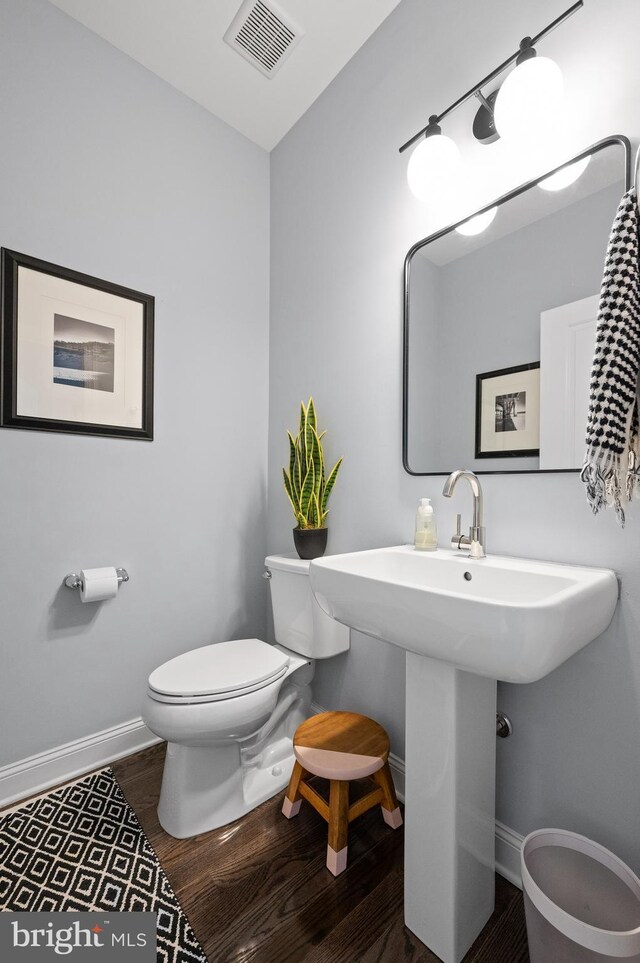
[310,545,618,683]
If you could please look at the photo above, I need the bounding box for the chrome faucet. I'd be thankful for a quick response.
[442,469,486,559]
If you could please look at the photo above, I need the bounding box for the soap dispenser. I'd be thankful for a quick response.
[414,498,438,551]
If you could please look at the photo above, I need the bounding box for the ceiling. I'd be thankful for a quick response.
[46,0,402,151]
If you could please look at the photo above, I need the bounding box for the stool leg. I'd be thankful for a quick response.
[282,761,307,819]
[326,780,349,876]
[373,763,403,829]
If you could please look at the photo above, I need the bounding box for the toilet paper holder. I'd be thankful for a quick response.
[64,568,130,591]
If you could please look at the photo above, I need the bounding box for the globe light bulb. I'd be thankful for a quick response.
[538,155,591,191]
[455,207,498,236]
[494,56,564,143]
[407,132,461,203]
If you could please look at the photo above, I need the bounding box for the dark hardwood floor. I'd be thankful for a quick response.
[107,743,530,963]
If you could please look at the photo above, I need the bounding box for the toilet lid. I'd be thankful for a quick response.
[148,638,289,700]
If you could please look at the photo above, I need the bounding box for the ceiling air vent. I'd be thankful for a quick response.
[224,0,303,78]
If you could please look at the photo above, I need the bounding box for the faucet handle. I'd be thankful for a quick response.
[451,512,467,551]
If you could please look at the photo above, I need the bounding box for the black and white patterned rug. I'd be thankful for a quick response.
[0,768,206,963]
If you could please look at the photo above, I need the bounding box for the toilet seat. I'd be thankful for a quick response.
[148,638,290,705]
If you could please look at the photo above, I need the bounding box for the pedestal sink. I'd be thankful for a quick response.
[309,546,618,963]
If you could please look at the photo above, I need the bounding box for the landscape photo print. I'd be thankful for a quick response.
[53,315,115,393]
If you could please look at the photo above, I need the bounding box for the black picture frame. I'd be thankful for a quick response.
[475,361,540,458]
[1,249,154,440]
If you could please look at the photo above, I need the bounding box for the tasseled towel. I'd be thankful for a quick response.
[582,187,640,526]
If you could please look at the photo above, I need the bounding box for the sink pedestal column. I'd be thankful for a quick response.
[404,653,497,963]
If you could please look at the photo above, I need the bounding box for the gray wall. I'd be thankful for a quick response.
[407,253,441,466]
[269,0,640,870]
[0,0,270,765]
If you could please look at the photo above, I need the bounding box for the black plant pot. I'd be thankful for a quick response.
[293,527,328,560]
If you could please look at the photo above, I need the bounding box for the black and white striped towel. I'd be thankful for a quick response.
[582,187,640,525]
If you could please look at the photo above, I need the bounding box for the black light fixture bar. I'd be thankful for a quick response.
[398,0,583,154]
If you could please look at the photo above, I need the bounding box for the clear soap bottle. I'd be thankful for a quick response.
[414,497,437,551]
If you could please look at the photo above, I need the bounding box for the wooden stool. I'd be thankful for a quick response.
[282,711,402,876]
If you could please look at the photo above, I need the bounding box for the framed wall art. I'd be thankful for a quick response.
[475,362,540,458]
[1,249,154,440]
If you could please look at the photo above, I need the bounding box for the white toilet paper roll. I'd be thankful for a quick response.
[80,567,118,603]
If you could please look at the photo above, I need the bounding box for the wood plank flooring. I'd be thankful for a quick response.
[106,743,530,963]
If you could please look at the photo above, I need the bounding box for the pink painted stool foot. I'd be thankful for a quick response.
[282,797,301,819]
[382,805,403,829]
[326,845,348,876]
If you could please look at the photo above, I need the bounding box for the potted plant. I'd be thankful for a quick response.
[282,397,343,560]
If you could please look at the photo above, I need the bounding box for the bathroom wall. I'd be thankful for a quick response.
[0,0,270,766]
[406,253,440,468]
[269,0,640,870]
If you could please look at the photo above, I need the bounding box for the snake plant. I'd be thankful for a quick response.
[282,397,343,529]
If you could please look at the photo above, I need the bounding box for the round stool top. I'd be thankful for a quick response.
[294,711,390,781]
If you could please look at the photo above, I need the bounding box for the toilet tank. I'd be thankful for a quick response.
[265,554,350,659]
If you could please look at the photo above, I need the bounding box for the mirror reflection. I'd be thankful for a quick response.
[403,138,629,474]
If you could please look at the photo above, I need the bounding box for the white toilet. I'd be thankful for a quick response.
[142,554,350,838]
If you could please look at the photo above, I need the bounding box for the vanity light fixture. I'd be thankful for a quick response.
[406,118,461,203]
[401,1,583,201]
[493,45,564,143]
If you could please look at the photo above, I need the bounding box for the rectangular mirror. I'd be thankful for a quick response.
[403,135,631,475]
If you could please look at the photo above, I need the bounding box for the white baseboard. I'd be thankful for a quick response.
[495,819,524,889]
[388,751,406,803]
[0,717,161,809]
[310,702,523,889]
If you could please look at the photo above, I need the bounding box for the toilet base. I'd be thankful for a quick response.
[150,663,313,838]
[157,735,299,838]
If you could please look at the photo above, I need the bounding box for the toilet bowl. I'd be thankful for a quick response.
[142,554,350,838]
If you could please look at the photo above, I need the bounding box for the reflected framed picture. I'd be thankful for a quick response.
[1,249,153,439]
[475,362,540,458]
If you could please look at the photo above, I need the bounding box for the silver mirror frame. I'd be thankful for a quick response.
[402,134,632,476]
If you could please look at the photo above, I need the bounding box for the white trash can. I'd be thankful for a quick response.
[522,830,640,962]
